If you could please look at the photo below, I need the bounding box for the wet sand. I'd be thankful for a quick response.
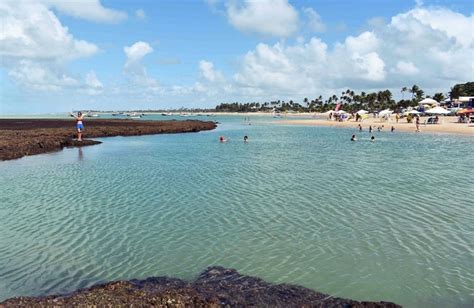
[0,119,217,161]
[0,266,400,307]
[279,116,474,136]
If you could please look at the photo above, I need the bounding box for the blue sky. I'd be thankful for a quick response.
[0,0,473,113]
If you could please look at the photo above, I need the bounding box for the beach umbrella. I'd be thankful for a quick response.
[425,106,450,115]
[356,109,368,115]
[322,110,334,114]
[457,108,474,115]
[378,109,393,117]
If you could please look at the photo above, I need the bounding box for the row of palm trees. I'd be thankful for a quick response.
[215,85,449,113]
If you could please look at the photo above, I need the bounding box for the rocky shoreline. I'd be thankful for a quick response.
[0,119,217,161]
[0,266,399,307]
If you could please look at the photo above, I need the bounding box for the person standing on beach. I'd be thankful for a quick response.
[415,116,420,132]
[369,125,372,133]
[71,111,84,141]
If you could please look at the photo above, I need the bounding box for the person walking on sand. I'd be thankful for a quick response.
[71,111,84,141]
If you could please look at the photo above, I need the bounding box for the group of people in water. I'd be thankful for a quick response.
[352,123,397,142]
[220,135,249,143]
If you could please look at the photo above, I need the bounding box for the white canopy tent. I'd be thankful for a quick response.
[418,98,439,106]
[334,110,347,114]
[378,109,393,117]
[425,106,450,115]
[407,110,421,115]
[356,109,368,115]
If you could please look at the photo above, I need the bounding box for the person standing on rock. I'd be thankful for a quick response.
[71,111,84,141]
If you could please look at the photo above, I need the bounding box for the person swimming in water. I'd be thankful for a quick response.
[351,134,357,141]
[71,111,84,141]
[358,124,362,132]
[370,136,375,142]
[219,136,227,142]
[244,135,248,142]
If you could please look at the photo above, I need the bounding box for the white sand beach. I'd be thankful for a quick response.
[277,115,474,136]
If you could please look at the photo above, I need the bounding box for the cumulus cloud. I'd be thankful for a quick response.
[199,60,225,83]
[230,6,473,98]
[8,60,80,91]
[0,0,101,93]
[84,71,104,95]
[43,0,127,23]
[303,7,326,33]
[0,1,98,61]
[123,41,159,89]
[226,0,299,37]
[124,41,153,69]
[395,61,420,75]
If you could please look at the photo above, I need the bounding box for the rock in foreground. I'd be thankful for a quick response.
[1,266,400,307]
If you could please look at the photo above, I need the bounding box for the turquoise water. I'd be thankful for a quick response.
[0,116,473,307]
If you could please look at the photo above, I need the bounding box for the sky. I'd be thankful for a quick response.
[0,0,473,113]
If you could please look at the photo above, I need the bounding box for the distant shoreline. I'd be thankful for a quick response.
[0,119,217,161]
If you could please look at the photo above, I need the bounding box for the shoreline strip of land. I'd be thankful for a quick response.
[0,119,217,161]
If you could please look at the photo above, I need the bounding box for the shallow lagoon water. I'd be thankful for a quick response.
[1,116,473,307]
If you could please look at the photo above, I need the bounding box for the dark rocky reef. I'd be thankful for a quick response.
[0,119,217,161]
[0,266,400,307]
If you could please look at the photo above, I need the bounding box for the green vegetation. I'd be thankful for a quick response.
[214,82,472,113]
[449,82,474,99]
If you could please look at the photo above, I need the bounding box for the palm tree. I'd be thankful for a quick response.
[401,87,408,100]
[409,85,419,101]
[433,93,444,102]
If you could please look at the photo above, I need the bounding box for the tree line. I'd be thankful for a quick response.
[214,82,473,113]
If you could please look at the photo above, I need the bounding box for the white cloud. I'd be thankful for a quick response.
[123,41,159,89]
[395,61,419,75]
[226,0,299,37]
[303,7,326,33]
[0,1,99,61]
[135,9,146,20]
[0,0,102,95]
[43,0,127,23]
[199,60,225,83]
[124,41,153,69]
[8,60,79,91]
[230,6,473,98]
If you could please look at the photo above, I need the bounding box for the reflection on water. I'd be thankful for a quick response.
[78,147,83,161]
[0,116,473,308]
